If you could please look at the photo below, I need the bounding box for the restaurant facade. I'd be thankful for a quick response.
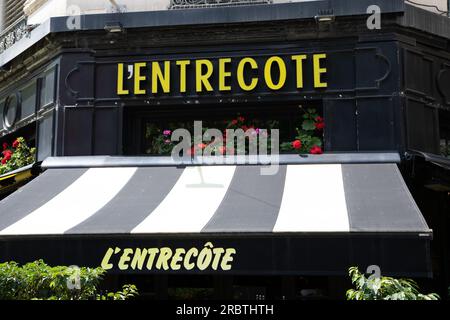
[0,0,449,299]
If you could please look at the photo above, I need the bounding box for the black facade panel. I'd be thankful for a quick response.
[355,45,397,93]
[404,49,434,99]
[324,99,357,151]
[93,108,119,155]
[406,99,440,154]
[63,107,93,156]
[324,49,355,92]
[60,54,95,106]
[357,98,396,151]
[399,41,450,155]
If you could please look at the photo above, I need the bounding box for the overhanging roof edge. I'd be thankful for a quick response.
[48,0,406,32]
[0,0,406,68]
[399,4,450,41]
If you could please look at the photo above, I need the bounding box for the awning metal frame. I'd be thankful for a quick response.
[41,153,401,169]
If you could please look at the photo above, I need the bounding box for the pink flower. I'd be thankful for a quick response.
[163,130,172,136]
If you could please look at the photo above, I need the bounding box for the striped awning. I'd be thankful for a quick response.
[0,161,432,276]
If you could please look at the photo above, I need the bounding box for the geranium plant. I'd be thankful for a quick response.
[280,108,324,155]
[149,116,278,156]
[0,137,36,175]
[145,109,324,156]
[152,129,176,155]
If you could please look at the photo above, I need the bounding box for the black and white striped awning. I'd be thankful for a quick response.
[0,156,432,276]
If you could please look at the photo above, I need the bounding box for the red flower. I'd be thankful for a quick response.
[242,125,248,131]
[315,122,325,130]
[231,120,238,125]
[292,140,302,150]
[2,142,8,150]
[197,143,207,150]
[1,150,12,164]
[315,116,323,123]
[238,116,245,122]
[12,139,20,148]
[310,146,323,155]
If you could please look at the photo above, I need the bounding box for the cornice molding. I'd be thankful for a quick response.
[24,0,48,17]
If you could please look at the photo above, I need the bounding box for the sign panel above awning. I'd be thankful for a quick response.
[0,162,432,276]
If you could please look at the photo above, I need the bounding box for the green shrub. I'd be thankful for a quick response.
[346,266,439,300]
[0,260,138,300]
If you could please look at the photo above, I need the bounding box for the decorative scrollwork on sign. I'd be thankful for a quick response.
[0,17,29,54]
[170,0,273,9]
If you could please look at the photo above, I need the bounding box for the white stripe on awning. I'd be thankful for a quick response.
[273,164,350,232]
[131,166,236,234]
[0,168,137,235]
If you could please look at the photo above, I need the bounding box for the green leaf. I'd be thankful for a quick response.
[310,137,322,147]
[345,266,440,300]
[302,120,316,131]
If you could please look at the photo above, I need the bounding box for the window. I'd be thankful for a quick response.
[2,0,26,30]
[123,102,325,156]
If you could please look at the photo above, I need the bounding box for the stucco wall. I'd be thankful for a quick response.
[405,0,448,14]
[16,0,450,27]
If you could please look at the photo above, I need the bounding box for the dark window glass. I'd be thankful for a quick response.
[40,69,56,108]
[0,100,4,131]
[21,82,37,119]
[4,94,19,129]
[37,114,54,161]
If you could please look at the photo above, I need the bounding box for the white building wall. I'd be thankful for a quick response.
[26,0,171,25]
[405,0,448,14]
[16,0,450,27]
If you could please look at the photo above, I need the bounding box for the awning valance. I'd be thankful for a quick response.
[0,161,432,277]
